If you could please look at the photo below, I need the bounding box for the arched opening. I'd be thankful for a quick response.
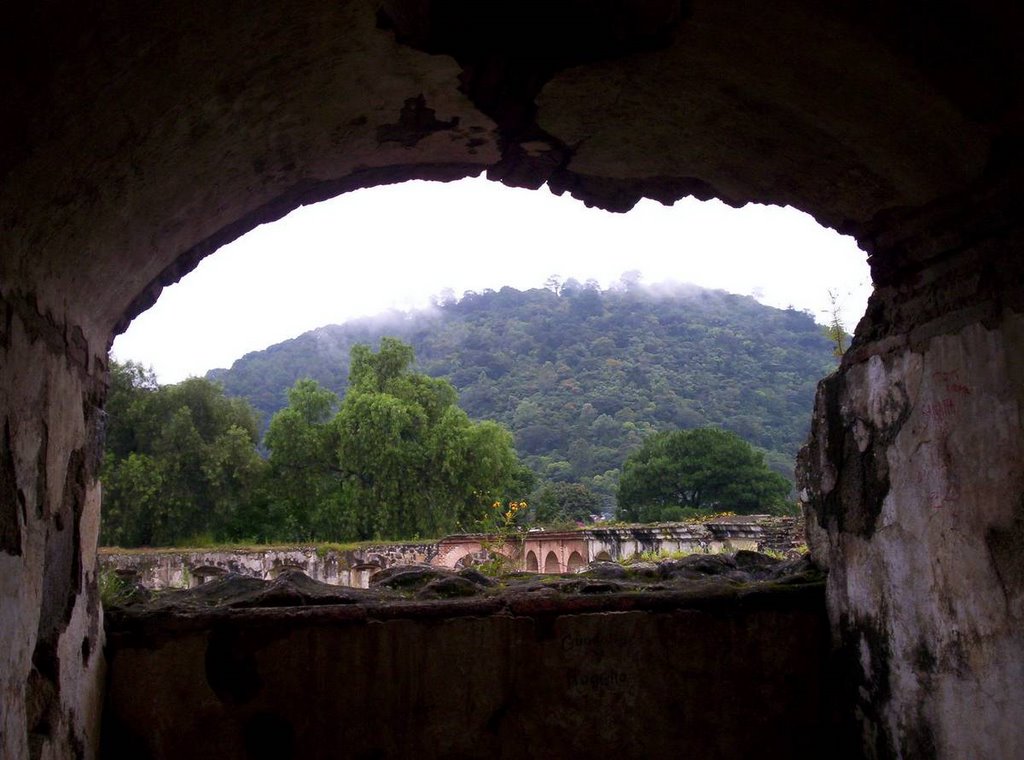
[103,177,868,549]
[4,4,1021,758]
[544,551,561,574]
[451,550,477,570]
[594,550,613,562]
[566,551,585,573]
[525,550,539,573]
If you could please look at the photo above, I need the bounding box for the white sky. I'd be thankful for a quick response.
[112,176,872,384]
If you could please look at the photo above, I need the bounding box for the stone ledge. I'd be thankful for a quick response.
[102,564,839,760]
[105,557,824,639]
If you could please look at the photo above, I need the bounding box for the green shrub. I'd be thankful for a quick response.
[98,569,135,607]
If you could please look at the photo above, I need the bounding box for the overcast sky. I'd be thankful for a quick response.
[112,176,872,384]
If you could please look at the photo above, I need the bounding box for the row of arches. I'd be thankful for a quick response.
[524,549,586,574]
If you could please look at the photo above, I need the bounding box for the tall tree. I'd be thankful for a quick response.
[616,427,793,520]
[531,481,603,525]
[100,363,268,546]
[104,360,160,460]
[333,338,525,539]
[263,379,343,540]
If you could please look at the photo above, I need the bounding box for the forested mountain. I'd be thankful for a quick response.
[208,280,838,505]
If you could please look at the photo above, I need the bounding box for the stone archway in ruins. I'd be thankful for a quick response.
[3,1,1023,757]
[525,550,539,573]
[566,551,586,573]
[544,552,562,575]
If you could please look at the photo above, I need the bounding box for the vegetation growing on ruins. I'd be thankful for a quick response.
[474,499,530,575]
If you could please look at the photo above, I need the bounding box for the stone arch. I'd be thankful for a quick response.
[451,550,478,570]
[567,551,586,573]
[3,4,1024,757]
[544,551,561,575]
[40,2,999,344]
[525,550,539,573]
[594,551,613,563]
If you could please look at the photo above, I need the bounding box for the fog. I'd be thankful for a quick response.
[113,177,871,383]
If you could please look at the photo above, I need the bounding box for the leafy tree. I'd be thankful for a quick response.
[332,338,524,540]
[616,427,793,520]
[263,379,343,540]
[100,363,268,546]
[104,360,159,459]
[530,482,602,525]
[100,452,164,546]
[205,424,274,540]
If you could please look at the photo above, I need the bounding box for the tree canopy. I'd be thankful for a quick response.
[616,427,793,521]
[262,378,343,540]
[530,481,604,525]
[102,345,531,546]
[325,337,529,540]
[100,362,268,546]
[208,281,835,505]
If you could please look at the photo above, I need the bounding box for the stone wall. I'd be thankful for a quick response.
[798,184,1024,758]
[0,292,107,758]
[100,544,437,590]
[100,519,804,592]
[101,582,842,760]
[587,516,804,562]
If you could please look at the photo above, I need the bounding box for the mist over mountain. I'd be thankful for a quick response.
[208,280,837,502]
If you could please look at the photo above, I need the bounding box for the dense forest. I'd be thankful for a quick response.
[103,281,836,546]
[101,342,530,546]
[209,279,837,506]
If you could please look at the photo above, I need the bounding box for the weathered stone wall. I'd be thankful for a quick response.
[799,182,1024,758]
[0,293,107,758]
[587,517,804,561]
[98,519,804,592]
[100,544,436,590]
[101,582,841,760]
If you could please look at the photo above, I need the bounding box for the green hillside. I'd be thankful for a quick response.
[208,280,837,505]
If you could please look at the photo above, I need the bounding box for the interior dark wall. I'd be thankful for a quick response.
[2,1,1023,757]
[101,584,838,760]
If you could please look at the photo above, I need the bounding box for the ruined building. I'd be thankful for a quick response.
[2,1,1023,757]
